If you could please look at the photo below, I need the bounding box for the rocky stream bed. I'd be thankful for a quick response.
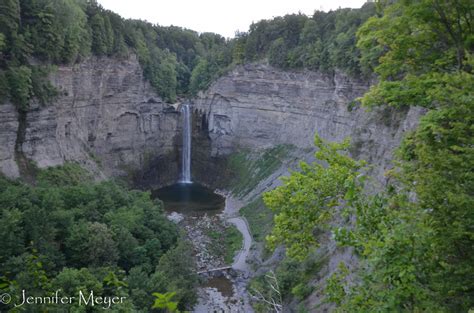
[166,192,253,312]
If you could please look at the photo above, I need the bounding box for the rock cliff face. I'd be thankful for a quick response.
[0,58,425,312]
[0,102,19,178]
[0,55,181,184]
[192,63,423,185]
[0,59,422,188]
[190,63,425,311]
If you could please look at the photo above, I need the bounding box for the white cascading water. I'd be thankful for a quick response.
[180,104,192,183]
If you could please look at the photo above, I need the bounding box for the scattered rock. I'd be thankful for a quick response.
[167,211,184,224]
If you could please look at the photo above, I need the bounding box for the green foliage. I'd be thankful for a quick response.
[0,164,198,311]
[189,58,211,95]
[90,13,111,55]
[229,144,293,197]
[267,121,472,311]
[52,267,102,296]
[149,240,198,310]
[268,38,288,68]
[204,224,243,264]
[249,270,283,313]
[0,0,379,107]
[6,65,32,111]
[0,1,234,106]
[324,262,349,305]
[188,40,233,96]
[357,0,473,109]
[266,126,472,311]
[237,4,376,75]
[3,64,57,111]
[264,136,364,260]
[250,253,325,311]
[291,282,313,300]
[329,2,474,310]
[240,196,274,245]
[261,2,473,310]
[223,224,243,264]
[30,65,58,105]
[150,50,178,103]
[152,291,179,312]
[37,162,92,186]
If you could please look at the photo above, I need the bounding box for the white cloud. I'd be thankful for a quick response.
[97,0,368,38]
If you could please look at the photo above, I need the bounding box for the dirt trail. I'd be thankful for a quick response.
[228,216,252,272]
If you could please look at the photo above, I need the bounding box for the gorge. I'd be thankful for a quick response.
[0,58,422,187]
[0,54,423,312]
[1,1,471,311]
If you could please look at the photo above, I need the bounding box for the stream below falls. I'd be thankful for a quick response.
[152,183,253,312]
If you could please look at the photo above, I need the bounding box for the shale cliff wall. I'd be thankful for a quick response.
[191,63,424,311]
[192,63,423,185]
[0,58,425,312]
[0,58,422,188]
[0,55,181,183]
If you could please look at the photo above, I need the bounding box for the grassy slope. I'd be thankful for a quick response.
[228,144,294,197]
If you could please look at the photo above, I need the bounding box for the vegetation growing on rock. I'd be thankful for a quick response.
[0,0,378,108]
[264,1,473,311]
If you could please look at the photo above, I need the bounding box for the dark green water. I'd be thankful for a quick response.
[152,183,225,214]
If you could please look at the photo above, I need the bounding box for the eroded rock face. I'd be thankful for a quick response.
[192,63,425,311]
[0,60,422,188]
[0,55,181,183]
[0,102,19,178]
[192,63,424,185]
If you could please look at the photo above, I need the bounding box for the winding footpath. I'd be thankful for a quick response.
[193,192,254,313]
[223,193,254,313]
[228,216,252,272]
[221,192,253,273]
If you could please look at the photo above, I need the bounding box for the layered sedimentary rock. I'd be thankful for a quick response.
[0,103,19,178]
[191,63,425,311]
[0,55,181,182]
[192,63,423,185]
[0,59,422,188]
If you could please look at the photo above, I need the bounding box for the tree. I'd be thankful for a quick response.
[90,13,108,55]
[268,38,288,68]
[0,208,24,260]
[249,270,283,313]
[189,57,214,95]
[65,222,90,267]
[154,51,178,103]
[321,1,474,311]
[357,0,473,108]
[152,292,180,312]
[58,0,91,63]
[264,135,364,260]
[52,267,102,296]
[0,164,191,311]
[0,0,20,60]
[87,222,119,266]
[150,241,198,311]
[6,65,32,110]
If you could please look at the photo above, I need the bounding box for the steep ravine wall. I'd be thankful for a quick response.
[0,59,423,189]
[191,63,425,312]
[192,63,424,186]
[0,57,424,311]
[0,55,181,185]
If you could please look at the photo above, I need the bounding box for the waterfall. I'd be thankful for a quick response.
[180,104,192,183]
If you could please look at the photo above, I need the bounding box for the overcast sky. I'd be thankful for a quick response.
[97,0,368,38]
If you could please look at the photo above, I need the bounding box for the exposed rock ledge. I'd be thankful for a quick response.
[0,55,181,181]
[1,59,423,189]
[192,63,425,186]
